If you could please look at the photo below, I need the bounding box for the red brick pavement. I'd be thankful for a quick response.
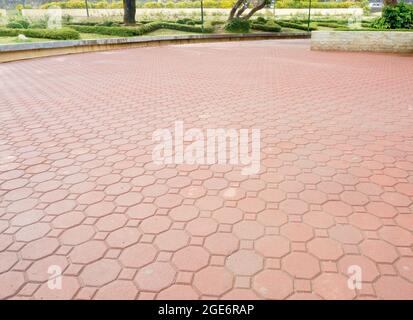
[0,39,413,299]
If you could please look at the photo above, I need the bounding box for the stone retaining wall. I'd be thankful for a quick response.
[311,31,413,53]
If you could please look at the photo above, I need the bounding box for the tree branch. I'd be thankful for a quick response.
[229,0,245,20]
[236,2,249,17]
[241,1,267,20]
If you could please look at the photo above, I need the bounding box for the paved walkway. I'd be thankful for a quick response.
[0,39,413,300]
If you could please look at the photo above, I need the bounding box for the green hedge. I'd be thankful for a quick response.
[251,23,282,32]
[225,18,251,33]
[0,27,80,40]
[69,22,212,37]
[315,22,346,28]
[277,21,317,31]
[70,25,139,37]
[159,22,213,33]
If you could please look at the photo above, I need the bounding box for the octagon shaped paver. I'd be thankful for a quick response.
[1,39,413,300]
[193,266,233,296]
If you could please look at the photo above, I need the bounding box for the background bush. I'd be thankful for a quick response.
[276,0,361,8]
[371,2,413,29]
[6,21,25,29]
[7,18,30,29]
[39,0,363,9]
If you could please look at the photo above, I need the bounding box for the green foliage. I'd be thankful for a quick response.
[315,22,345,28]
[39,0,363,9]
[28,17,50,29]
[29,21,48,29]
[176,18,199,25]
[143,2,163,8]
[255,17,268,25]
[62,14,74,24]
[69,22,213,37]
[41,0,123,9]
[371,2,413,29]
[277,21,317,31]
[6,21,25,29]
[7,18,30,29]
[210,20,225,26]
[160,21,213,32]
[70,25,139,37]
[225,18,250,33]
[276,0,361,9]
[0,27,80,40]
[361,0,371,15]
[97,20,121,27]
[251,22,282,32]
[40,0,236,9]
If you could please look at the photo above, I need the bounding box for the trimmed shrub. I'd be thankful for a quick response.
[176,18,192,24]
[315,22,345,28]
[14,19,30,29]
[68,22,98,26]
[6,21,25,29]
[210,20,225,26]
[69,22,213,37]
[277,21,317,31]
[159,22,213,33]
[251,21,282,32]
[225,18,250,33]
[97,21,121,27]
[29,20,48,29]
[0,27,80,40]
[255,17,267,25]
[139,22,164,34]
[69,25,139,37]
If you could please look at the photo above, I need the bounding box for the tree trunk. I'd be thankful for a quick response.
[229,0,245,20]
[383,0,397,5]
[228,0,268,21]
[123,0,136,25]
[236,5,248,18]
[242,2,267,20]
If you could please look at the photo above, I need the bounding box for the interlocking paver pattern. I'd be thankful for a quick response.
[0,39,413,299]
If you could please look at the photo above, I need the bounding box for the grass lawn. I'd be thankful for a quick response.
[0,33,119,45]
[0,36,53,44]
[143,29,198,36]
